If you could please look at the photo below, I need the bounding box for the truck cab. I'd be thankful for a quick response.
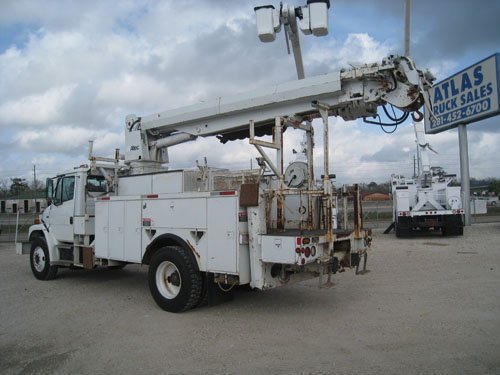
[20,168,108,273]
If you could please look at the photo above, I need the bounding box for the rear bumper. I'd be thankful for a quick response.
[397,214,463,229]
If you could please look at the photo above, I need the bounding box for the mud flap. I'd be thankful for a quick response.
[16,241,31,255]
[207,274,234,306]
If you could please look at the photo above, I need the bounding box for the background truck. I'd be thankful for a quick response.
[389,121,464,237]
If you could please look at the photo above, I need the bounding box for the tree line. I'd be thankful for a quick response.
[1,175,499,198]
[0,178,46,198]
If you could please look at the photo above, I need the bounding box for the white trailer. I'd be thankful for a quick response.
[17,55,434,312]
[389,121,464,237]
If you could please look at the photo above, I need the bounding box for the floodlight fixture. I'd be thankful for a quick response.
[254,1,331,79]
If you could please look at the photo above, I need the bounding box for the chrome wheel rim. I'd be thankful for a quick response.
[33,247,46,272]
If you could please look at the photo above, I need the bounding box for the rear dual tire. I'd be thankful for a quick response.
[148,246,203,313]
[395,223,410,238]
[442,225,464,236]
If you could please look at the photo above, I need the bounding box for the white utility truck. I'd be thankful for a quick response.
[17,55,434,312]
[389,121,464,237]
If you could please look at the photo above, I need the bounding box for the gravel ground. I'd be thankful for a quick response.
[1,223,499,375]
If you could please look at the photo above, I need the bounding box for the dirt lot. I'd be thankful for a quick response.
[1,223,499,375]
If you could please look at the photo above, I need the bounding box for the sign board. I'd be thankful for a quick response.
[425,53,500,134]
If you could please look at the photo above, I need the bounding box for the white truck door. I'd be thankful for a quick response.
[94,199,142,262]
[207,196,237,273]
[108,200,142,262]
[48,176,76,243]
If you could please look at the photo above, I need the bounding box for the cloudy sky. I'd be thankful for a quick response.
[0,0,499,187]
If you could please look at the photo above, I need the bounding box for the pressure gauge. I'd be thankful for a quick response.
[284,162,309,188]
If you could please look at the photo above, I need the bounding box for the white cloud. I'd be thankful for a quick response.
[96,74,169,108]
[13,126,122,159]
[308,33,395,72]
[0,0,498,185]
[0,84,75,126]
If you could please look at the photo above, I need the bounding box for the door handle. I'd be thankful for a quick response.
[70,217,73,224]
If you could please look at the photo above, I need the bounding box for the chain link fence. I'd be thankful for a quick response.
[0,213,36,243]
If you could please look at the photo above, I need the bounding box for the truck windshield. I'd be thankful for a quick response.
[87,176,107,193]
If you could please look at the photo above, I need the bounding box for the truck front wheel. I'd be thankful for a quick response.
[148,246,202,313]
[30,237,58,280]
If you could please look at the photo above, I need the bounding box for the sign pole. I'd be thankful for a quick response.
[458,123,471,226]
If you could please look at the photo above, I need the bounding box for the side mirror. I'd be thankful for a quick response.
[46,178,53,205]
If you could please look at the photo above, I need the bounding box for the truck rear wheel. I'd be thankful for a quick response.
[148,246,202,313]
[442,225,464,236]
[30,237,58,280]
[395,223,410,238]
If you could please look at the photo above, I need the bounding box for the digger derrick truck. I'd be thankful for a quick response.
[18,55,434,312]
[390,121,464,237]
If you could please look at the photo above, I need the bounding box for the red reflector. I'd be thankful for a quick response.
[296,237,301,246]
[146,194,158,199]
[301,258,306,265]
[219,191,236,196]
[295,248,301,254]
[402,212,406,216]
[101,197,110,200]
